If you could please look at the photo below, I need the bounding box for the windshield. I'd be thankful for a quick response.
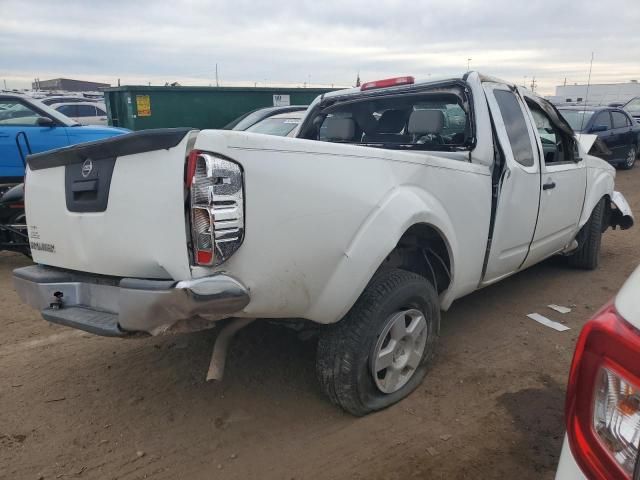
[302,89,471,151]
[0,98,77,126]
[245,117,300,136]
[625,98,640,112]
[559,109,595,131]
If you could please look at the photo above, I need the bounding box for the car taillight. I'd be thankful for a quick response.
[360,76,415,91]
[187,150,244,266]
[566,302,640,479]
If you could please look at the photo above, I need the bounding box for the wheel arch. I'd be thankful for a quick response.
[378,222,454,296]
[304,187,459,324]
[579,164,615,230]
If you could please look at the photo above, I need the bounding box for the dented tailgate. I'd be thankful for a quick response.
[25,128,197,280]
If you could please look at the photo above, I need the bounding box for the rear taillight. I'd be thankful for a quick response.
[566,302,640,479]
[187,151,244,266]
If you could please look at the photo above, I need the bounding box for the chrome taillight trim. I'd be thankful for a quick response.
[190,153,244,266]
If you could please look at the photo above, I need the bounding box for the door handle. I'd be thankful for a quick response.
[543,181,556,191]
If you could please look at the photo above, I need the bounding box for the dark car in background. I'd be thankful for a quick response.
[559,106,640,169]
[623,97,640,123]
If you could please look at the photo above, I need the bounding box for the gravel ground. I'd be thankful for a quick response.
[1,167,639,480]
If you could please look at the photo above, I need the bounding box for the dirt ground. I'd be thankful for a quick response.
[1,168,639,480]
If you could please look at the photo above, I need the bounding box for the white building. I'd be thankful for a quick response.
[548,80,640,106]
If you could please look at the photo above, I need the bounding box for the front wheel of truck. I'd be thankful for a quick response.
[567,198,605,270]
[316,268,439,416]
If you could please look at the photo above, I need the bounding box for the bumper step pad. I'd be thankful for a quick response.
[41,306,127,337]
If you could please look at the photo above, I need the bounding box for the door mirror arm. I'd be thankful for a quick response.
[36,117,55,127]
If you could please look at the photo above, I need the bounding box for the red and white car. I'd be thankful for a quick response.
[557,266,640,479]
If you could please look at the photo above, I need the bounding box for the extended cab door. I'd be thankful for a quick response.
[481,83,541,284]
[519,91,586,268]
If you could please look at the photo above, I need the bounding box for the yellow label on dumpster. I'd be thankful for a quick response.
[136,95,151,117]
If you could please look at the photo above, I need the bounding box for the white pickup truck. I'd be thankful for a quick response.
[13,72,633,416]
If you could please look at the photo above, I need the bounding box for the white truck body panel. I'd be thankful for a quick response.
[26,133,195,280]
[193,131,491,322]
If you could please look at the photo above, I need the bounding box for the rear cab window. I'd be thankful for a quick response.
[299,81,474,154]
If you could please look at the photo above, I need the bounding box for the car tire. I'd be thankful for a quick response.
[620,145,637,170]
[316,268,439,416]
[567,198,605,270]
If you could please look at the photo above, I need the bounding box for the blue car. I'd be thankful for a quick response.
[559,106,640,169]
[0,94,128,184]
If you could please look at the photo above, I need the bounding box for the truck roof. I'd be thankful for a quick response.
[319,72,516,101]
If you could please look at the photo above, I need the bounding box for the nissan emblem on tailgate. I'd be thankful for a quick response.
[81,159,93,178]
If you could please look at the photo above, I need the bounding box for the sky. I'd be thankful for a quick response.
[2,0,639,96]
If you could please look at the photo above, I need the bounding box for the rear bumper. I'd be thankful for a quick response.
[13,265,250,336]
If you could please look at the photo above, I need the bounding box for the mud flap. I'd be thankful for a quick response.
[609,191,634,230]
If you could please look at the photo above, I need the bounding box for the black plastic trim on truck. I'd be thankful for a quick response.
[26,128,193,171]
[65,156,116,213]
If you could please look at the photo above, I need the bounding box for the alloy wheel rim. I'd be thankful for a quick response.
[627,147,637,167]
[371,308,428,394]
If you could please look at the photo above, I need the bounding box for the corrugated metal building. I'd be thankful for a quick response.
[32,78,110,92]
[548,80,640,106]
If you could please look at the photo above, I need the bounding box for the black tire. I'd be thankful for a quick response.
[567,198,605,270]
[316,268,439,416]
[620,144,637,170]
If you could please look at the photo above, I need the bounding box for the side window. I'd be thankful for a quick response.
[493,90,535,167]
[612,111,630,129]
[56,104,78,117]
[528,106,570,164]
[592,112,612,130]
[76,105,97,117]
[0,100,47,126]
[96,107,106,116]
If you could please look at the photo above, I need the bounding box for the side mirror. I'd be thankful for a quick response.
[36,117,55,127]
[590,124,608,133]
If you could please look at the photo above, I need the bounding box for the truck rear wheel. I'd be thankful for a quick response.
[567,198,605,270]
[316,268,439,416]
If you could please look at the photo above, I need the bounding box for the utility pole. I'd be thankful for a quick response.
[3,79,6,90]
[530,76,537,93]
[563,77,567,87]
[215,63,219,87]
[467,58,472,71]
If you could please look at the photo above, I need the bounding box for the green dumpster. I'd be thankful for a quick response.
[103,85,338,131]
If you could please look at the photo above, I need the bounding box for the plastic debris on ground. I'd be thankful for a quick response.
[526,313,570,332]
[547,304,572,314]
